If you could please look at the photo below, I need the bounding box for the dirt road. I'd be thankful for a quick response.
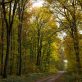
[36,71,65,82]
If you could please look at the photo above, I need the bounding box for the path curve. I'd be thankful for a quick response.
[36,71,65,82]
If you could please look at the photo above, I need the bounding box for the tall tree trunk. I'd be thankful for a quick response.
[9,29,13,75]
[30,37,34,62]
[1,11,4,75]
[46,40,51,71]
[71,22,81,72]
[17,23,22,75]
[3,31,11,78]
[36,29,42,70]
[17,0,26,75]
[70,0,81,74]
[70,1,81,81]
[70,20,81,82]
[36,29,40,66]
[1,0,19,78]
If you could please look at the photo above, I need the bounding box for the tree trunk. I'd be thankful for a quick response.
[36,29,42,70]
[1,11,4,75]
[1,0,19,78]
[70,3,81,73]
[17,23,22,76]
[9,29,13,75]
[70,4,81,80]
[3,31,11,78]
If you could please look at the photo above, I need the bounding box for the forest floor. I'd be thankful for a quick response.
[0,71,65,82]
[36,71,65,82]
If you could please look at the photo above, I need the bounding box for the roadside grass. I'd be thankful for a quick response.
[0,72,55,82]
[63,72,82,82]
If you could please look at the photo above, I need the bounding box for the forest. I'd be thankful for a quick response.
[0,0,82,82]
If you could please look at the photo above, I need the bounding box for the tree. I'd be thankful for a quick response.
[1,0,19,78]
[17,0,28,76]
[0,5,4,75]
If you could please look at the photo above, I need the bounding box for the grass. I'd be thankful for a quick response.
[0,72,55,82]
[62,72,82,82]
